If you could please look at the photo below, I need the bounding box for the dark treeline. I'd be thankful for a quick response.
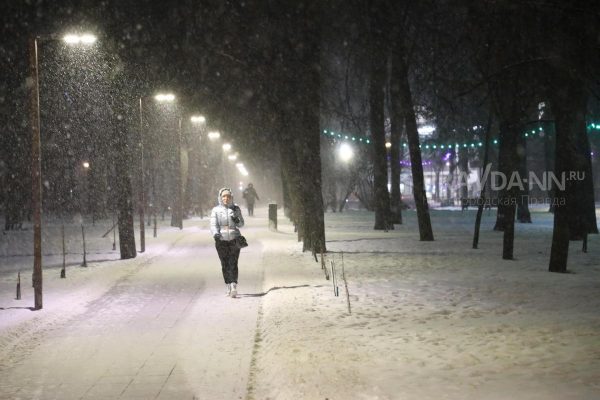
[0,0,599,269]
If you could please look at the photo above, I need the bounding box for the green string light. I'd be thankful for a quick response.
[323,122,600,148]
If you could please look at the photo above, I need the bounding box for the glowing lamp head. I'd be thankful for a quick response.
[154,93,175,102]
[63,33,97,45]
[417,125,436,136]
[190,115,206,124]
[339,143,353,162]
[236,163,249,176]
[208,131,221,141]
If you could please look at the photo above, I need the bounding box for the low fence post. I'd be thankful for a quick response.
[81,225,88,267]
[268,203,277,231]
[16,271,21,300]
[60,224,66,278]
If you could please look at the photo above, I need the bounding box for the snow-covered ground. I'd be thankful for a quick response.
[1,206,599,399]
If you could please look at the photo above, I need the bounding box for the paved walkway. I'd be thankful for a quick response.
[0,219,266,400]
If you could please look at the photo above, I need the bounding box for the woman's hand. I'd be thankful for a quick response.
[228,208,240,224]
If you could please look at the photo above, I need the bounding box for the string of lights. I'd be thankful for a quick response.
[323,123,600,149]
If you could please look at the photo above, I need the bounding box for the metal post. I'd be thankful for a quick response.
[16,271,21,300]
[154,211,157,237]
[138,97,145,252]
[81,225,87,267]
[152,170,157,237]
[176,117,183,229]
[112,212,116,250]
[60,224,66,278]
[268,203,278,231]
[29,36,43,310]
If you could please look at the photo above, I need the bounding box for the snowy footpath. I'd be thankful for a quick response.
[1,207,599,400]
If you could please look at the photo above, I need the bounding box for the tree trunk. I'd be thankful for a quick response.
[570,109,598,238]
[549,202,570,272]
[458,146,469,201]
[279,133,302,238]
[271,2,326,253]
[446,149,456,203]
[549,76,597,272]
[493,120,520,259]
[473,113,493,249]
[338,170,360,212]
[368,1,393,231]
[113,102,137,260]
[297,5,326,253]
[549,97,574,273]
[184,146,198,217]
[280,165,292,220]
[516,132,532,223]
[434,167,441,202]
[493,131,515,233]
[393,45,434,241]
[389,48,403,224]
[544,122,556,213]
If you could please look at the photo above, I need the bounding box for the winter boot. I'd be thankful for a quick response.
[230,282,237,298]
[226,283,231,296]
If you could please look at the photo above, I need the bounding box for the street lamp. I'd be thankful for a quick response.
[82,161,92,221]
[29,32,96,310]
[188,115,206,216]
[63,34,97,45]
[152,95,185,229]
[137,96,148,250]
[139,93,181,241]
[338,143,354,163]
[221,143,233,186]
[208,131,221,141]
[154,93,183,230]
[174,116,184,229]
[154,93,175,102]
[236,162,249,177]
[191,115,206,124]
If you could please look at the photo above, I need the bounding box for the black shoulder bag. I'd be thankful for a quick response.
[235,235,248,249]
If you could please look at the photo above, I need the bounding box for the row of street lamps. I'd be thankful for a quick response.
[28,32,250,309]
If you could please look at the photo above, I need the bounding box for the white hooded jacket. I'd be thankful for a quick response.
[210,187,245,241]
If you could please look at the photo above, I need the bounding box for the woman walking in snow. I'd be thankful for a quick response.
[210,187,245,298]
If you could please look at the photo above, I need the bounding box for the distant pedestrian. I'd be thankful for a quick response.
[210,187,245,298]
[242,183,260,216]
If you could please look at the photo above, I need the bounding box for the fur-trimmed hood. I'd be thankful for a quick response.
[217,187,234,206]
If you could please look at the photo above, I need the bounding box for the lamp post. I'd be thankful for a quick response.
[28,33,96,310]
[138,97,146,252]
[172,116,183,229]
[146,93,181,231]
[222,142,232,186]
[82,161,91,219]
[189,115,206,215]
[207,131,221,196]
